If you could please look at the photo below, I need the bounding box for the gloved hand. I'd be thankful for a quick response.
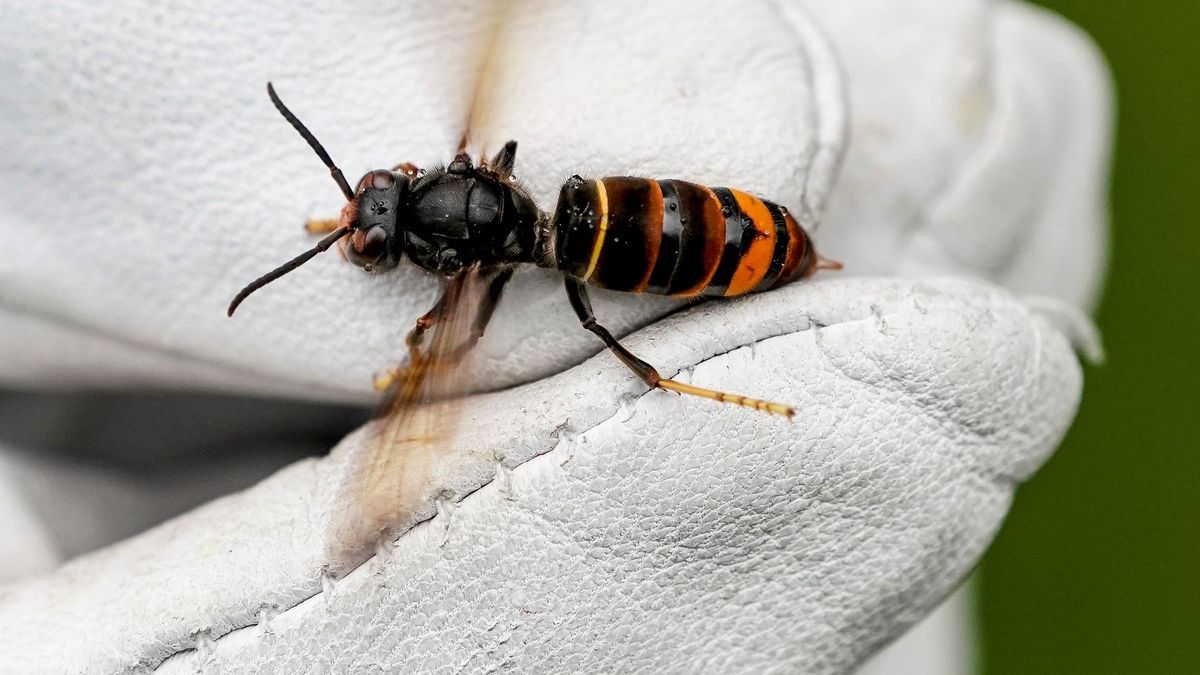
[0,1,1110,673]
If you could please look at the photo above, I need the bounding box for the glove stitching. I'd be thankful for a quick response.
[124,285,1067,674]
[141,320,837,672]
[125,283,1020,672]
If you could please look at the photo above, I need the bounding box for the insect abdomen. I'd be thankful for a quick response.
[552,176,817,297]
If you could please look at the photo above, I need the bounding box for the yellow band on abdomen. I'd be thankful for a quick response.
[580,179,609,281]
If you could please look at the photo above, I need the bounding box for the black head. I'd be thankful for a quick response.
[226,85,538,317]
[342,169,409,272]
[227,83,410,316]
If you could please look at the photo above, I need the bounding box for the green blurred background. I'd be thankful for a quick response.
[980,1,1200,673]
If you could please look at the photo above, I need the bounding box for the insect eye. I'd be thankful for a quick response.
[369,171,394,189]
[358,170,394,191]
[346,226,389,269]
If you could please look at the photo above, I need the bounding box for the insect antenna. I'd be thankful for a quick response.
[227,226,351,316]
[267,82,355,201]
[227,84,360,317]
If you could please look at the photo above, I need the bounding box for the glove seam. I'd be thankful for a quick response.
[144,317,842,673]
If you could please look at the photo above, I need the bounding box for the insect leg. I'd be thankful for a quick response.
[392,162,421,179]
[304,218,342,234]
[489,141,518,179]
[372,294,447,392]
[419,268,515,368]
[457,268,513,355]
[564,277,795,418]
[372,269,513,392]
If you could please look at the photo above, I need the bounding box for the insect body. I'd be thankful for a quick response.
[228,84,839,420]
[553,176,823,297]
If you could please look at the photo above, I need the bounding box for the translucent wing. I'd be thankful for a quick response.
[325,267,493,576]
[457,0,521,158]
[324,2,527,574]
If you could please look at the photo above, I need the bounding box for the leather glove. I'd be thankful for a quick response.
[0,0,1110,673]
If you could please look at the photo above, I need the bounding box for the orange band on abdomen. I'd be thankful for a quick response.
[724,190,777,296]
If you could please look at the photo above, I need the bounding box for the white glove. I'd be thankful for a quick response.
[0,1,1110,673]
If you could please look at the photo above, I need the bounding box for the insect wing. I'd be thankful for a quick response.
[325,269,489,576]
[457,0,521,158]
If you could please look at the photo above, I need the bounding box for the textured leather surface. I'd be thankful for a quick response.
[0,0,842,401]
[0,0,1111,399]
[0,0,1111,673]
[805,0,1111,311]
[2,278,1083,674]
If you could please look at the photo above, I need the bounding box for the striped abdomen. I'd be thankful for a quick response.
[551,176,820,297]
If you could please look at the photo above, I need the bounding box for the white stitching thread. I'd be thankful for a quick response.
[146,302,953,673]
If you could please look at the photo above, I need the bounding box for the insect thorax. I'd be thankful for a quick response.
[402,168,543,274]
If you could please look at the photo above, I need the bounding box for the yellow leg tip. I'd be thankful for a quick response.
[656,379,795,419]
[372,368,405,392]
[305,218,341,235]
